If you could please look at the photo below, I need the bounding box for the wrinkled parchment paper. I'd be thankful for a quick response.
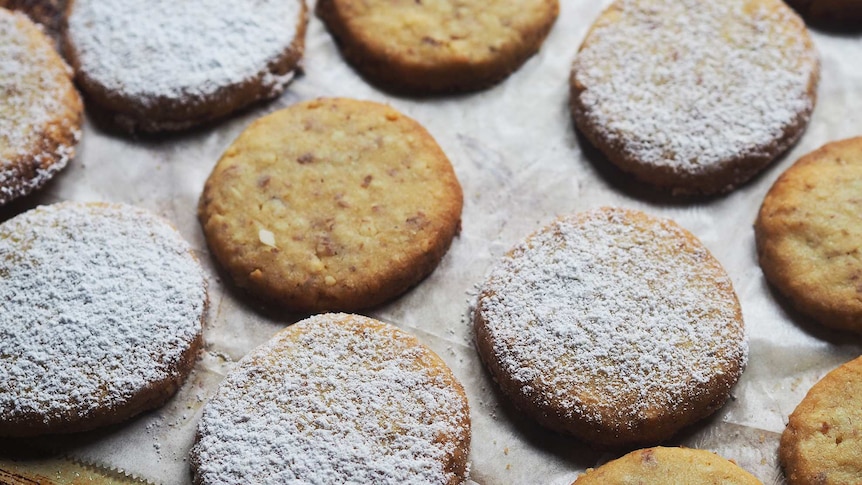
[2,2,862,484]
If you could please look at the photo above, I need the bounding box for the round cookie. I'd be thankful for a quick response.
[317,0,559,94]
[780,356,862,484]
[0,7,81,206]
[572,447,762,484]
[474,207,748,448]
[199,97,463,312]
[570,0,819,195]
[755,137,862,334]
[0,202,207,436]
[190,313,471,484]
[785,0,862,27]
[64,0,307,133]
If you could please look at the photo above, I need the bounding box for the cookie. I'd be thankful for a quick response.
[780,356,862,484]
[199,98,463,312]
[570,0,819,195]
[0,202,207,436]
[755,138,862,334]
[317,0,559,94]
[0,7,81,206]
[785,0,862,26]
[474,207,747,448]
[190,313,470,484]
[573,447,762,484]
[64,0,308,133]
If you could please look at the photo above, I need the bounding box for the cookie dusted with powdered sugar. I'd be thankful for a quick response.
[572,447,762,484]
[64,0,307,133]
[0,8,81,206]
[317,0,558,94]
[570,0,819,195]
[190,313,470,484]
[0,202,207,436]
[474,208,747,448]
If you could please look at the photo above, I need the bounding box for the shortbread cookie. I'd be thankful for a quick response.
[780,357,862,484]
[0,8,81,206]
[474,208,747,448]
[573,447,762,484]
[64,0,307,133]
[570,0,819,195]
[317,0,559,94]
[190,313,470,484]
[785,0,862,26]
[755,138,862,334]
[0,202,207,436]
[199,98,463,312]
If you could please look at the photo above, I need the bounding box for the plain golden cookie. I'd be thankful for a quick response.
[780,356,862,484]
[570,0,819,195]
[0,7,81,206]
[64,0,307,133]
[0,202,207,437]
[199,98,463,312]
[755,137,862,334]
[190,313,471,484]
[572,447,762,484]
[785,0,862,26]
[474,208,747,448]
[317,0,559,94]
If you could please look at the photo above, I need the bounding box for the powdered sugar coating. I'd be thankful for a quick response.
[0,9,81,205]
[475,208,747,443]
[571,0,818,191]
[0,202,206,435]
[191,313,470,485]
[66,0,305,107]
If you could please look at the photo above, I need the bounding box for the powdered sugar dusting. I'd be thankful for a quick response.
[192,313,469,485]
[0,10,80,204]
[475,208,747,428]
[0,202,206,430]
[572,0,818,174]
[66,0,304,104]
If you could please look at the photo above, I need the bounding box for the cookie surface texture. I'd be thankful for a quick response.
[0,202,207,436]
[64,0,307,133]
[780,357,862,485]
[572,447,763,484]
[199,97,463,312]
[0,8,81,206]
[474,207,747,448]
[755,137,862,334]
[317,0,559,94]
[190,313,471,485]
[570,0,819,195]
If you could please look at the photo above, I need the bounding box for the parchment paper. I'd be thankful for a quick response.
[2,1,862,484]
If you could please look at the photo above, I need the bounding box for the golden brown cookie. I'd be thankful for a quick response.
[0,202,207,437]
[780,356,862,484]
[474,208,747,448]
[785,0,862,27]
[0,7,81,206]
[317,0,559,94]
[190,313,471,484]
[572,447,763,484]
[0,0,66,40]
[64,0,307,133]
[199,97,463,312]
[755,137,862,334]
[570,0,819,195]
